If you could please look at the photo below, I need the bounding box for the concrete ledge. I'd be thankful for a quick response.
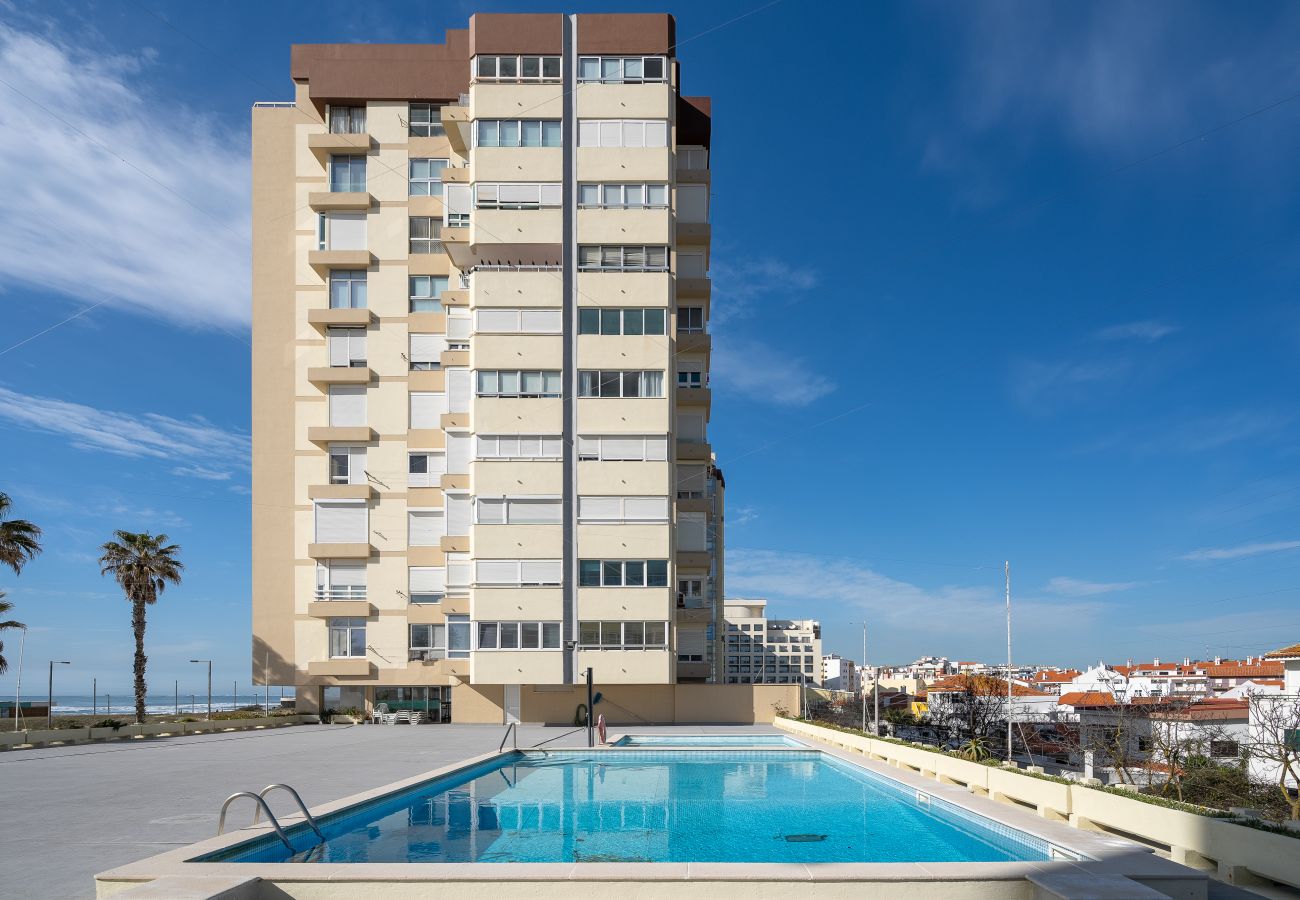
[115,875,261,899]
[0,716,306,751]
[306,600,373,617]
[307,659,373,677]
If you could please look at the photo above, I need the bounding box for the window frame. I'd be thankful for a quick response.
[328,154,367,193]
[577,620,668,649]
[474,119,562,148]
[475,620,563,650]
[576,56,668,84]
[328,270,367,309]
[475,435,563,460]
[473,55,561,83]
[577,245,669,272]
[577,370,664,398]
[327,106,367,134]
[409,275,447,313]
[577,307,666,335]
[328,617,367,658]
[408,103,445,138]
[476,370,563,398]
[409,158,448,197]
[579,559,669,587]
[409,217,443,254]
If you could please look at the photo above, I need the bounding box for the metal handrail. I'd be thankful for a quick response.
[217,792,293,851]
[499,721,517,752]
[255,784,324,840]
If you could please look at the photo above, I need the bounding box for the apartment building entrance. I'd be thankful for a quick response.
[373,686,451,723]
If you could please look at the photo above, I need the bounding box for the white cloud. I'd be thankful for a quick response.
[1011,357,1132,412]
[1046,576,1141,597]
[709,258,817,325]
[1080,410,1290,456]
[0,23,249,329]
[1093,321,1178,342]
[730,505,759,526]
[1180,540,1300,562]
[0,386,249,478]
[711,338,835,407]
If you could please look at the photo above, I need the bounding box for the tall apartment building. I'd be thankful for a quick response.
[722,599,822,685]
[821,654,861,694]
[251,13,730,723]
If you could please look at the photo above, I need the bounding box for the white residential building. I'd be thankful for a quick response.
[821,654,861,694]
[723,599,821,685]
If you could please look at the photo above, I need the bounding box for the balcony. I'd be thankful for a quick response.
[307,484,374,501]
[307,542,372,560]
[675,439,711,461]
[676,167,710,185]
[308,308,372,330]
[441,166,471,184]
[308,249,373,270]
[307,426,375,445]
[676,385,710,414]
[675,331,710,354]
[676,550,711,570]
[441,104,472,153]
[675,604,712,625]
[675,222,710,244]
[676,276,710,299]
[307,599,372,618]
[308,366,373,386]
[676,661,712,681]
[675,497,711,515]
[308,191,371,212]
[439,289,470,308]
[307,132,372,157]
[441,226,472,267]
[409,649,449,663]
[306,658,373,677]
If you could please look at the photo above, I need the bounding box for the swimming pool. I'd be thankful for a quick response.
[612,733,806,747]
[200,749,1056,865]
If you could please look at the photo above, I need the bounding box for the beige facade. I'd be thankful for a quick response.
[251,13,731,724]
[722,599,822,686]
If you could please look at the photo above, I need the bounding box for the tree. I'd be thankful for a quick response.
[99,532,184,725]
[928,676,1010,745]
[1246,693,1300,821]
[0,492,43,574]
[0,593,25,675]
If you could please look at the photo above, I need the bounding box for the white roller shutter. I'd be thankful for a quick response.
[347,446,367,484]
[410,334,445,364]
[677,185,709,223]
[521,559,562,585]
[445,184,471,219]
[328,328,365,367]
[409,392,446,429]
[577,435,599,459]
[446,553,470,588]
[476,498,506,524]
[520,308,562,333]
[541,436,562,457]
[678,629,706,655]
[677,253,706,278]
[624,497,668,521]
[476,560,519,585]
[409,567,445,593]
[327,213,366,250]
[447,313,471,340]
[328,386,366,427]
[315,502,367,544]
[476,308,517,332]
[678,512,706,551]
[511,499,562,524]
[447,369,472,413]
[539,183,562,206]
[677,413,705,442]
[408,510,445,546]
[677,465,706,494]
[578,496,620,521]
[605,436,644,460]
[446,494,470,536]
[646,436,668,460]
[578,120,599,147]
[328,562,366,589]
[446,433,471,473]
[645,120,668,147]
[499,183,539,205]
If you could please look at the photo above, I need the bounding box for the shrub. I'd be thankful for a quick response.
[91,719,126,730]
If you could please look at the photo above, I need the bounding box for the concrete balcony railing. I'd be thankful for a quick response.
[307,132,373,157]
[675,440,711,461]
[308,366,373,386]
[308,191,372,211]
[307,308,372,330]
[675,331,710,354]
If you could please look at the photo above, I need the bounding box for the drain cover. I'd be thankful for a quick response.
[783,834,827,843]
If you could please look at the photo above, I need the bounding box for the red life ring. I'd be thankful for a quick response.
[596,713,607,744]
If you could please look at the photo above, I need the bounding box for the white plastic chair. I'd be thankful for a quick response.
[370,703,390,724]
[407,710,425,725]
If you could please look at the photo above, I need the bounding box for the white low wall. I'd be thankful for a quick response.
[776,717,1300,892]
[0,715,310,750]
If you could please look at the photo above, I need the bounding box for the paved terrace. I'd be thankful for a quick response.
[0,722,779,900]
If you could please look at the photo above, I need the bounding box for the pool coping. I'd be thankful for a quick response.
[94,740,1209,895]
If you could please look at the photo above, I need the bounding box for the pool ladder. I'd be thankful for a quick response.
[217,783,325,852]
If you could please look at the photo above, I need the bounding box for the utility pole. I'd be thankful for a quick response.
[47,660,70,729]
[1005,560,1013,763]
[12,627,26,732]
[585,667,594,747]
[874,665,881,735]
[191,659,212,720]
[861,622,868,733]
[93,677,97,718]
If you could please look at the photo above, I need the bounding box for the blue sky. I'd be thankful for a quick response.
[3,0,1300,695]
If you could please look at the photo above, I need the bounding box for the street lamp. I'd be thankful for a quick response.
[190,659,212,720]
[47,660,70,729]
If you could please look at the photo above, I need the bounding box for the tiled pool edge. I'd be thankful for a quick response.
[94,742,1209,899]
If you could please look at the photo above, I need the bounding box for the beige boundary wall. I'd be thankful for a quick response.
[777,717,1300,892]
[0,716,309,751]
[454,683,798,726]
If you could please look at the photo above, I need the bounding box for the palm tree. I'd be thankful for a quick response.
[0,593,25,675]
[99,532,183,724]
[0,492,43,574]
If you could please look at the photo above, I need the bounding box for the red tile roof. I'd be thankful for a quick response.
[927,675,1053,698]
[1058,691,1117,707]
[1203,663,1283,678]
[1264,643,1300,659]
[1032,670,1081,683]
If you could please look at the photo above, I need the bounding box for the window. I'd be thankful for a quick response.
[328,270,367,309]
[318,212,366,250]
[579,560,668,587]
[678,307,704,333]
[328,106,366,134]
[408,509,446,546]
[447,615,470,659]
[407,451,446,488]
[1210,740,1240,758]
[329,617,367,658]
[327,327,366,368]
[676,464,706,499]
[474,308,563,334]
[328,445,365,485]
[576,183,669,208]
[577,119,668,148]
[577,246,669,271]
[577,621,667,649]
[577,56,667,84]
[678,578,704,602]
[409,158,448,196]
[475,120,562,147]
[476,370,562,398]
[576,435,668,461]
[316,561,366,600]
[677,252,707,278]
[409,217,443,254]
[677,367,705,389]
[677,184,709,223]
[409,334,444,370]
[409,276,447,313]
[475,497,562,525]
[445,184,471,227]
[409,392,446,430]
[329,155,366,192]
[476,435,563,460]
[474,559,563,586]
[327,385,366,427]
[577,496,669,523]
[577,370,664,398]
[577,308,665,335]
[677,145,709,171]
[408,567,445,604]
[474,55,561,82]
[677,412,706,443]
[408,103,444,137]
[477,620,562,649]
[678,511,707,551]
[474,183,562,209]
[409,623,445,659]
[678,629,706,663]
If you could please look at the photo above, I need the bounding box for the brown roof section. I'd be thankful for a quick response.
[1032,669,1081,683]
[576,14,675,55]
[927,675,1052,698]
[677,96,711,148]
[291,37,470,103]
[470,14,563,54]
[1058,691,1117,707]
[1203,662,1283,677]
[1265,643,1300,659]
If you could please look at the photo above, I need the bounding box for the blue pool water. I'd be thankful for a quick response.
[203,750,1053,865]
[612,734,806,747]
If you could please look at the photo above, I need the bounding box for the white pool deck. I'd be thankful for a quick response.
[83,723,1228,900]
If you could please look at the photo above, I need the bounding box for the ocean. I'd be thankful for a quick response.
[9,692,296,716]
